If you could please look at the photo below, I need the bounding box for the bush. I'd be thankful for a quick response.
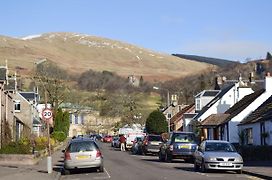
[35,136,48,151]
[52,131,66,142]
[145,110,167,134]
[0,142,31,154]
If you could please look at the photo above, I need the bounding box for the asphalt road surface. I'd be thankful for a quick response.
[60,142,261,180]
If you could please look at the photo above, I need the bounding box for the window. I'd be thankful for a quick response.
[246,128,253,145]
[74,114,78,124]
[81,114,84,124]
[69,114,73,124]
[167,113,171,119]
[14,100,21,112]
[196,99,201,111]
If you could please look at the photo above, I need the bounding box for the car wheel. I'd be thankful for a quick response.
[158,151,165,162]
[236,169,242,174]
[201,160,206,173]
[194,160,200,171]
[98,165,104,173]
[165,153,172,163]
[62,168,70,175]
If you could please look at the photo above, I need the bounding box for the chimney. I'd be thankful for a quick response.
[265,72,272,92]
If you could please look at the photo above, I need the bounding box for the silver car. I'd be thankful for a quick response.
[194,140,243,173]
[62,138,104,175]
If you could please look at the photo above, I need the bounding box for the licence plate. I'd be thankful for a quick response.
[220,162,232,166]
[151,142,159,145]
[76,155,89,160]
[179,145,190,149]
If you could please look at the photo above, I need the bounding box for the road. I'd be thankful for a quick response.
[59,142,261,180]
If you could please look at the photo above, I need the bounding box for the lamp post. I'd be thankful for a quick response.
[153,86,170,133]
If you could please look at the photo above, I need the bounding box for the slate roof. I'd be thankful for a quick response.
[194,84,235,120]
[200,114,230,127]
[20,92,40,102]
[0,68,7,81]
[195,90,220,98]
[239,95,272,125]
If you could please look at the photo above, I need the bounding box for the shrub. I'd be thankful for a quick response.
[35,136,48,151]
[145,110,167,134]
[0,142,31,154]
[52,131,66,142]
[238,145,272,161]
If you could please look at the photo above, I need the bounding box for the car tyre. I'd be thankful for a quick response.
[165,153,172,163]
[201,160,206,173]
[98,165,104,173]
[236,169,242,174]
[158,151,165,162]
[62,168,70,175]
[194,160,200,171]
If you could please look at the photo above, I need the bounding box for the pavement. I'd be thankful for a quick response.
[0,149,271,180]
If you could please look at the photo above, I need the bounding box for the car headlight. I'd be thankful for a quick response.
[207,157,217,161]
[235,156,243,162]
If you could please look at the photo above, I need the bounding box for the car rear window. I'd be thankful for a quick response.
[172,133,195,143]
[148,136,162,141]
[68,141,98,153]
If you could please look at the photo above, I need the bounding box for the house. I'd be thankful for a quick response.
[238,95,272,146]
[193,80,254,122]
[199,89,264,142]
[199,73,272,144]
[194,90,220,112]
[170,104,195,131]
[0,65,15,147]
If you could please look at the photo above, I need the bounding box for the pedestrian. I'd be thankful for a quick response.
[119,134,126,152]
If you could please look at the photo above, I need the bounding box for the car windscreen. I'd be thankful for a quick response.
[148,136,162,141]
[172,133,195,143]
[205,142,236,152]
[69,141,98,152]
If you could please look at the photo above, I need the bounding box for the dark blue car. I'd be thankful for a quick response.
[158,132,198,163]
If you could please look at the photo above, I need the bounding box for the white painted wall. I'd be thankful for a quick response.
[197,85,253,122]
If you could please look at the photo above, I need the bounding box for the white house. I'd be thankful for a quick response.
[199,73,272,144]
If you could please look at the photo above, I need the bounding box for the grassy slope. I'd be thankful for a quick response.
[0,32,213,82]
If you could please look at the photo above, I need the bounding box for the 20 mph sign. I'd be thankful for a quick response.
[42,108,53,120]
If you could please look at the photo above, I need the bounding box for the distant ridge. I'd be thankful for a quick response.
[172,54,239,67]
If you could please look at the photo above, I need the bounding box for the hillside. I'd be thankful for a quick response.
[0,32,212,81]
[172,54,238,68]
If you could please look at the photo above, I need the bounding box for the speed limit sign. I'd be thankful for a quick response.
[42,108,53,120]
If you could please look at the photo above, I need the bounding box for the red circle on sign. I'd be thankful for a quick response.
[42,108,53,120]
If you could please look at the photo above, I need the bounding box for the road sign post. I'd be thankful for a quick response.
[42,107,53,174]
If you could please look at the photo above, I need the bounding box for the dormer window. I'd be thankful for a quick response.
[14,100,21,112]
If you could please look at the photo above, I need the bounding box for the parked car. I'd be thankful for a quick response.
[62,138,104,175]
[158,131,198,163]
[131,136,144,155]
[194,140,243,173]
[142,134,162,155]
[103,135,113,143]
[111,136,120,148]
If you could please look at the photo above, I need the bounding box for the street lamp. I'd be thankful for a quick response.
[153,86,170,133]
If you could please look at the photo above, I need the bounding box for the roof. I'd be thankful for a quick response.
[195,90,220,98]
[223,89,265,124]
[194,84,235,120]
[20,92,36,100]
[200,114,230,127]
[0,67,7,81]
[170,104,195,124]
[184,113,197,119]
[239,95,272,125]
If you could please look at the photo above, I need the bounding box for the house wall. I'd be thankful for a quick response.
[230,92,272,143]
[13,93,32,130]
[239,120,272,146]
[197,85,253,122]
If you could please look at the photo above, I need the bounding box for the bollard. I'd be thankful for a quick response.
[47,156,52,174]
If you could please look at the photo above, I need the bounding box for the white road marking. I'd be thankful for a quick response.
[93,168,111,179]
[104,167,111,179]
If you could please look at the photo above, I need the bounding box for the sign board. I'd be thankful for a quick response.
[42,108,53,120]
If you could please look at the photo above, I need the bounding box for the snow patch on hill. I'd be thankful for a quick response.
[21,34,42,40]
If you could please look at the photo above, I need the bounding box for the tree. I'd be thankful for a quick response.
[52,108,70,140]
[145,110,167,134]
[34,62,70,113]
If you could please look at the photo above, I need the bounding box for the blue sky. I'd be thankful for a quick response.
[0,0,271,61]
